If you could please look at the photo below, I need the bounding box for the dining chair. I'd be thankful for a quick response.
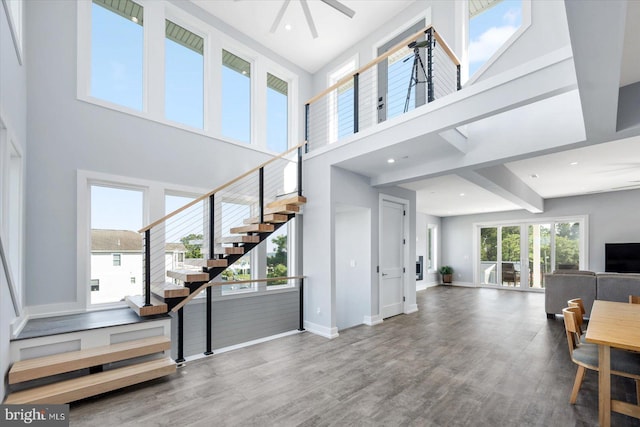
[562,307,640,405]
[567,298,586,338]
[630,295,640,304]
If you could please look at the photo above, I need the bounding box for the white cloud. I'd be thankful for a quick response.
[468,25,518,64]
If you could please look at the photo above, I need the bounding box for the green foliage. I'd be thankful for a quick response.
[180,233,203,259]
[480,227,497,261]
[439,265,453,275]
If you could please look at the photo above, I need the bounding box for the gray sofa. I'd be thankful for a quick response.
[545,271,640,318]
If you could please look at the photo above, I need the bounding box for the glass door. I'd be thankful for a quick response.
[528,224,551,289]
[501,226,521,287]
[479,227,498,285]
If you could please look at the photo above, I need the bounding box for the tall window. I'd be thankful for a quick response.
[220,201,255,294]
[165,193,204,281]
[555,222,580,270]
[266,73,288,152]
[329,60,356,143]
[222,50,251,143]
[91,0,144,110]
[469,0,522,77]
[165,20,204,128]
[90,185,143,304]
[266,225,288,286]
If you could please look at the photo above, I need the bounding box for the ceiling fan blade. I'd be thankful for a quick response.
[300,0,318,39]
[270,0,291,33]
[321,0,355,18]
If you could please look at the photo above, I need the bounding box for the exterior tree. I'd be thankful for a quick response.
[180,233,203,259]
[267,234,287,281]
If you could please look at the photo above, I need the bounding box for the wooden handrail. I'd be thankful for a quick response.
[305,24,460,106]
[0,229,21,316]
[171,275,305,312]
[139,142,306,233]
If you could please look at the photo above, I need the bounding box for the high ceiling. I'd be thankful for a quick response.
[190,0,640,218]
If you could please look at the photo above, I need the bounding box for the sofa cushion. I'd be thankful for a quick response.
[596,273,640,303]
[545,273,597,316]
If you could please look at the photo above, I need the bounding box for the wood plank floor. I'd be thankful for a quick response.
[69,286,640,426]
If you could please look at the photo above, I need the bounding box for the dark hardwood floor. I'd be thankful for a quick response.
[70,286,640,426]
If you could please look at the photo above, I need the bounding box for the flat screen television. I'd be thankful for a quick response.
[605,243,640,273]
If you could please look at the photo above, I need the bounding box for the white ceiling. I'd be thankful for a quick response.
[190,0,640,218]
[192,0,414,73]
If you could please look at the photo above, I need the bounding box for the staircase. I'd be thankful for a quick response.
[4,336,175,404]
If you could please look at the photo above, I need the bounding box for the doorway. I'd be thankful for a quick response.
[380,199,406,318]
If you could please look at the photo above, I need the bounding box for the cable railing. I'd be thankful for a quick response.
[305,25,460,151]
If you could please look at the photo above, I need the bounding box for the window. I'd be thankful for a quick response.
[220,201,256,294]
[91,0,144,110]
[468,0,523,78]
[90,279,100,291]
[426,225,436,271]
[130,276,136,284]
[221,50,251,143]
[266,73,288,152]
[90,184,143,304]
[266,225,288,287]
[4,0,23,61]
[165,193,204,281]
[165,20,204,128]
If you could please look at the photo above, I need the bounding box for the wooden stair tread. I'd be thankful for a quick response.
[183,258,228,268]
[244,214,289,224]
[4,357,176,404]
[213,246,245,255]
[125,295,168,317]
[264,204,300,215]
[151,282,190,298]
[216,235,260,244]
[229,223,274,234]
[166,269,209,283]
[266,195,306,208]
[9,336,171,384]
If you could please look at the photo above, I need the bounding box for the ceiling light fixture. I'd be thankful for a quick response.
[284,23,292,31]
[131,16,139,23]
[459,193,465,197]
[387,158,395,164]
[570,161,579,166]
[530,174,539,179]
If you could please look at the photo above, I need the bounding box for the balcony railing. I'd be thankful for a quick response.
[304,25,460,152]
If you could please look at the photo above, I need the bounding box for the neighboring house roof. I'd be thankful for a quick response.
[91,229,186,252]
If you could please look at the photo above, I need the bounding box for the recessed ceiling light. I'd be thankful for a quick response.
[570,161,579,166]
[530,174,539,179]
[459,193,465,197]
[131,16,139,23]
[387,158,395,164]
[284,23,292,31]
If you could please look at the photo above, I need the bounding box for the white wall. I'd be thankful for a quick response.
[335,207,371,330]
[23,0,313,310]
[416,212,441,289]
[441,188,640,285]
[1,0,27,400]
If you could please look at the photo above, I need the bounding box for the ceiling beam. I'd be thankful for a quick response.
[459,165,544,213]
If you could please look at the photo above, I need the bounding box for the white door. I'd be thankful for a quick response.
[381,200,404,318]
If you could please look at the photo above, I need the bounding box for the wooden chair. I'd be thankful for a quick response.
[562,307,640,405]
[630,295,640,304]
[567,298,586,337]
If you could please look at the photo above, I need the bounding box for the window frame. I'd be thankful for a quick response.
[2,0,24,64]
[327,56,358,144]
[112,253,122,267]
[76,0,299,154]
[426,224,437,273]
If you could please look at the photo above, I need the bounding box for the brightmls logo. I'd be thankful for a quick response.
[1,405,68,426]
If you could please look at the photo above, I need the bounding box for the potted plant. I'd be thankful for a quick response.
[439,266,453,284]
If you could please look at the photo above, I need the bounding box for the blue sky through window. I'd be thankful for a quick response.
[221,66,251,143]
[165,36,204,129]
[91,185,143,231]
[267,86,288,152]
[469,0,522,77]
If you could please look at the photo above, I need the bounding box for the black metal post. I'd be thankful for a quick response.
[298,278,305,331]
[144,229,151,306]
[353,73,359,134]
[204,286,213,355]
[176,308,185,364]
[427,28,434,103]
[259,167,264,223]
[209,194,215,261]
[297,146,303,197]
[304,103,310,149]
[456,64,461,91]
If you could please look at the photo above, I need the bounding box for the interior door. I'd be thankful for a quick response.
[381,200,404,318]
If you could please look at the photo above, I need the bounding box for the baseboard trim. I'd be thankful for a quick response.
[303,321,339,339]
[451,282,478,288]
[404,304,418,314]
[363,315,383,326]
[416,282,427,292]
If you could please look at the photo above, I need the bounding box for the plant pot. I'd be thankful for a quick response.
[442,274,452,284]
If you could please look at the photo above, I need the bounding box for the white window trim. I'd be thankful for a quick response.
[76,0,299,155]
[2,0,23,65]
[472,214,588,289]
[427,224,437,273]
[77,169,210,310]
[465,0,532,86]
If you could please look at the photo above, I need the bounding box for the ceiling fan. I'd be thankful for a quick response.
[269,0,356,39]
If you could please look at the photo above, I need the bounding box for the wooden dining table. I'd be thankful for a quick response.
[585,300,640,426]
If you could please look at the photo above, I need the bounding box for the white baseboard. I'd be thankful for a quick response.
[10,313,28,338]
[363,314,383,326]
[416,282,427,291]
[451,281,478,288]
[404,304,418,314]
[303,320,339,339]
